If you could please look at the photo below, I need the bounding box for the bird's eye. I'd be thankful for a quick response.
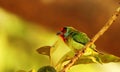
[61,27,67,33]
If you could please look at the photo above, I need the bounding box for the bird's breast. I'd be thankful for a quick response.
[66,37,84,51]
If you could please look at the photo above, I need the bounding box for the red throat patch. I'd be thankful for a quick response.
[59,27,67,42]
[60,35,66,42]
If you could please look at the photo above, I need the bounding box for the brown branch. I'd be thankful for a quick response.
[61,7,120,72]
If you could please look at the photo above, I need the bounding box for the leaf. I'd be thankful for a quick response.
[89,55,102,64]
[98,53,120,63]
[36,46,51,57]
[55,51,75,68]
[37,66,56,72]
[29,69,36,72]
[74,53,120,65]
[57,52,120,67]
[16,70,26,72]
[36,40,59,57]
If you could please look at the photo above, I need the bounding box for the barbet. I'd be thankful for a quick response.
[57,26,102,64]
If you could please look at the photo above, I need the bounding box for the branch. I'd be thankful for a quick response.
[61,7,120,72]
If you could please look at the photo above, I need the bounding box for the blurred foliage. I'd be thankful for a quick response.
[0,8,57,72]
[0,6,120,72]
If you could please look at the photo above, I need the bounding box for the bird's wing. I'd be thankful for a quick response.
[72,32,102,55]
[72,32,90,45]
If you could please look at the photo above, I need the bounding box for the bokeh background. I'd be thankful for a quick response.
[0,0,120,72]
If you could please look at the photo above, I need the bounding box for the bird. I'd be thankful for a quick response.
[57,26,102,64]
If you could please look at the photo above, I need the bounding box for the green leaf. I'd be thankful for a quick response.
[57,52,120,67]
[74,53,120,65]
[16,70,26,72]
[98,53,120,63]
[55,51,75,69]
[29,69,36,72]
[37,66,56,72]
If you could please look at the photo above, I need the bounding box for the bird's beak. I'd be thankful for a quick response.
[56,32,63,35]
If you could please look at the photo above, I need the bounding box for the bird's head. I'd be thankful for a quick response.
[57,26,76,41]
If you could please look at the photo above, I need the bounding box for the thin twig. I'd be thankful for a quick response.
[61,7,120,72]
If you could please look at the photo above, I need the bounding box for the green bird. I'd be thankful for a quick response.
[57,26,102,64]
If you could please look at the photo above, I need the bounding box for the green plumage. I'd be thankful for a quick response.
[72,31,90,45]
[63,27,96,52]
[58,26,102,64]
